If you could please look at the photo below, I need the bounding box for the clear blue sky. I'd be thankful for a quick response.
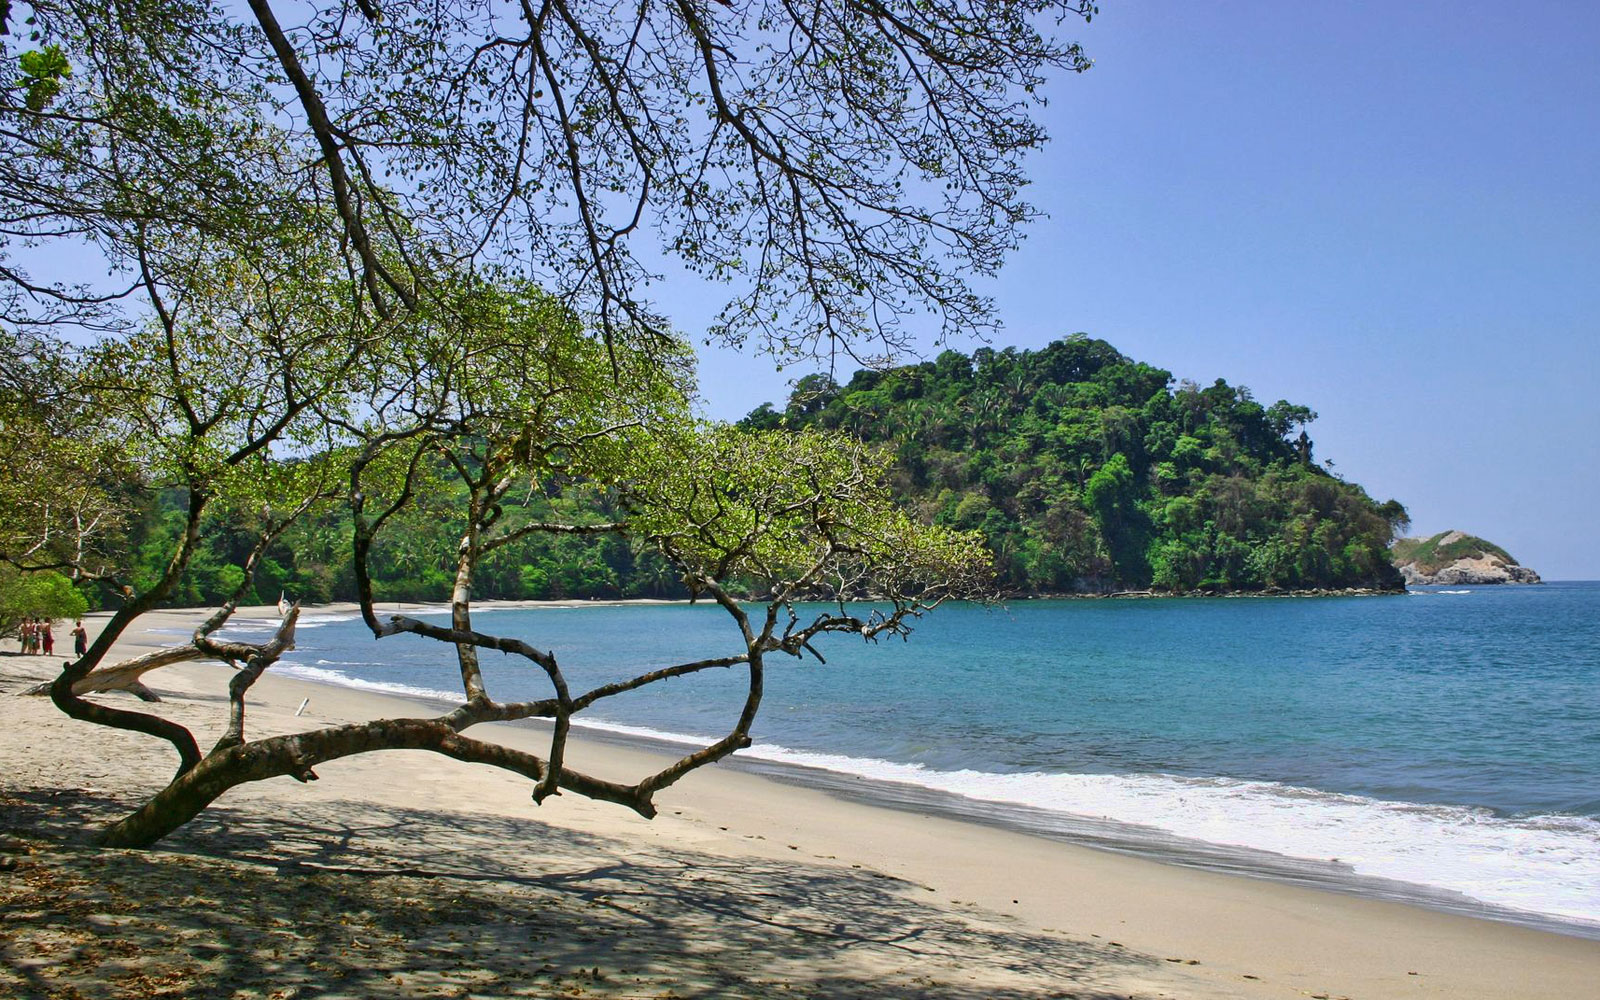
[677,1,1600,580]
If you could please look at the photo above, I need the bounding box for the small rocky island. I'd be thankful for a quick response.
[1390,530,1542,586]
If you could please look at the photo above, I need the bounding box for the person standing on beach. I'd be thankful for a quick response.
[41,620,55,656]
[72,620,88,658]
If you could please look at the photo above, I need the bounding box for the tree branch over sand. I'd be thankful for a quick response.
[1,0,1088,847]
[16,268,991,848]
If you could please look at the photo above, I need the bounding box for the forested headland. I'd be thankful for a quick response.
[111,335,1407,607]
[742,336,1408,595]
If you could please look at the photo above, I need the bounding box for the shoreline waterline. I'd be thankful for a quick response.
[98,592,1600,941]
[263,635,1600,941]
[15,603,1600,1000]
[256,585,1600,937]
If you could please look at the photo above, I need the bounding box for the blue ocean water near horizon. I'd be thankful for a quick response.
[216,582,1600,933]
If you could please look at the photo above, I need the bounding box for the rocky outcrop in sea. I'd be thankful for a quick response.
[1392,530,1542,586]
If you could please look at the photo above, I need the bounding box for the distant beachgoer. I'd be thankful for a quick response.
[42,622,55,656]
[72,620,88,657]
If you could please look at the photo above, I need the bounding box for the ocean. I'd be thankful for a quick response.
[224,582,1600,936]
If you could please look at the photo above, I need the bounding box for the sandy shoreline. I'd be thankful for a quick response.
[4,606,1598,998]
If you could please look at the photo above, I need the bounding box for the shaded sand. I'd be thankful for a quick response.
[2,607,1598,999]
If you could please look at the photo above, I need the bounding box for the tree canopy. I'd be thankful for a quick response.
[746,335,1410,594]
[11,253,992,848]
[2,0,1103,843]
[0,567,87,639]
[3,0,1099,356]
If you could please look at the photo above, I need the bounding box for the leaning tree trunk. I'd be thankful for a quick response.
[95,709,661,848]
[95,721,417,848]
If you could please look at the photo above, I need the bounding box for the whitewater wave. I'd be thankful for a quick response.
[730,746,1600,924]
[267,661,1600,928]
[275,663,463,704]
[142,612,356,641]
[554,718,1600,925]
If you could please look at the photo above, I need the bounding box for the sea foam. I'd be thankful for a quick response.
[267,660,1600,931]
[276,662,463,704]
[731,744,1600,925]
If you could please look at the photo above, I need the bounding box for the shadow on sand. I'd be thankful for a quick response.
[0,785,1164,999]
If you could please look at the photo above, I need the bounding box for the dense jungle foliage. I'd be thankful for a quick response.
[115,484,684,608]
[743,336,1408,594]
[111,335,1407,606]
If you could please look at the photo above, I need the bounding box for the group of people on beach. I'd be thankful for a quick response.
[16,617,88,658]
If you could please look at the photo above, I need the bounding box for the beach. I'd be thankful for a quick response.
[4,605,1599,999]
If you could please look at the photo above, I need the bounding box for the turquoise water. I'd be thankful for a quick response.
[239,582,1600,929]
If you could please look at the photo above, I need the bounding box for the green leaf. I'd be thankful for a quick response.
[17,45,71,111]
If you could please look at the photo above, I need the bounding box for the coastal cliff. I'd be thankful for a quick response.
[1391,530,1542,586]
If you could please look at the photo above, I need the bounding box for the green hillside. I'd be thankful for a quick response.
[743,335,1409,595]
[110,335,1409,605]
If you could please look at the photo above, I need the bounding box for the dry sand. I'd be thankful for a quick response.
[3,605,1597,999]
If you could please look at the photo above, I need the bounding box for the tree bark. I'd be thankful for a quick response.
[96,715,653,848]
[21,645,203,699]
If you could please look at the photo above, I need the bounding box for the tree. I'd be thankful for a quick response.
[0,566,88,640]
[0,330,135,582]
[22,261,990,847]
[6,0,1099,356]
[5,0,1078,844]
[786,373,841,418]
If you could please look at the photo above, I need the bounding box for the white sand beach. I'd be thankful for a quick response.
[3,604,1597,999]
